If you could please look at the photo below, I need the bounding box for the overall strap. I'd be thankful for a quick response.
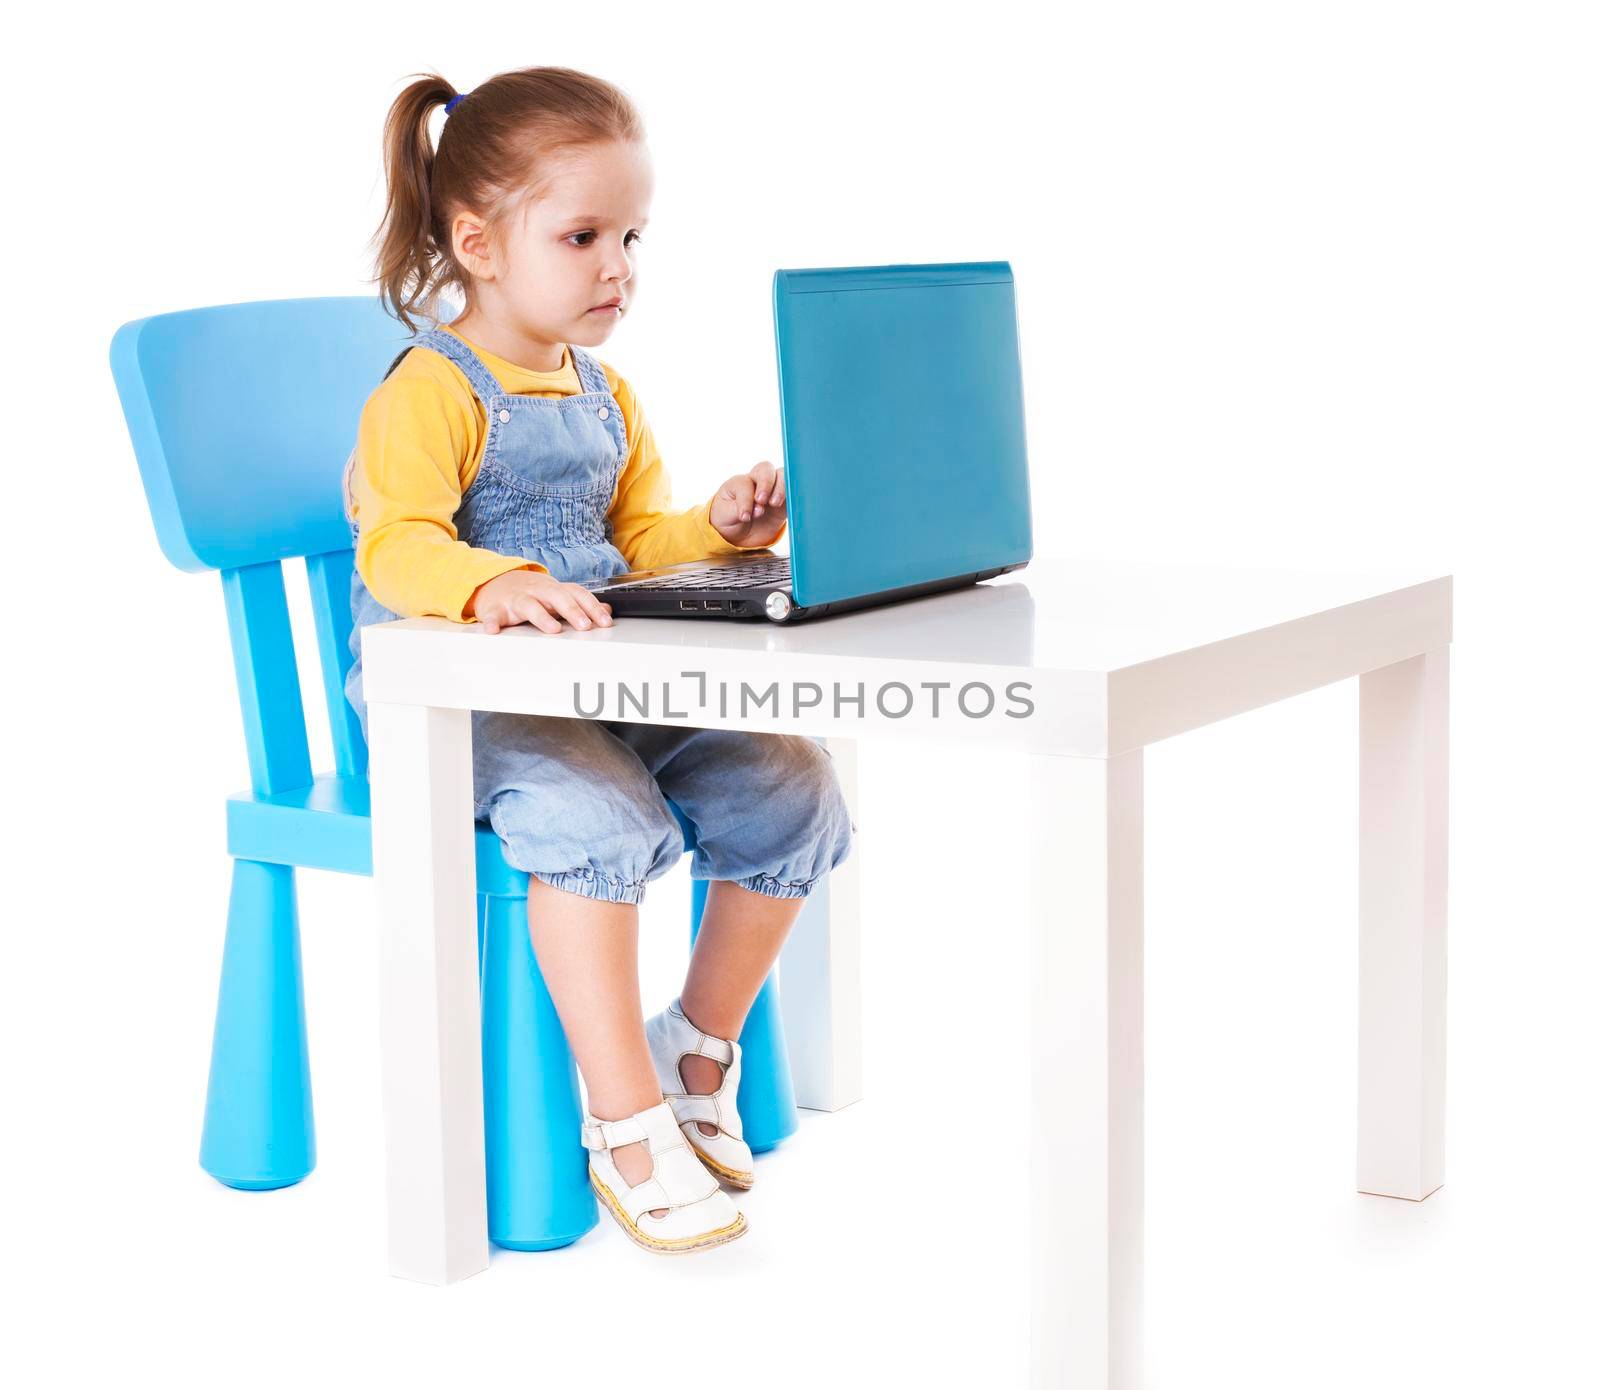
[567,343,613,398]
[412,324,508,402]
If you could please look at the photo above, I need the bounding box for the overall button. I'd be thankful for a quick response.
[498,409,511,423]
[597,406,610,420]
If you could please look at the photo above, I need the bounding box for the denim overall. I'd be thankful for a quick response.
[343,326,853,905]
[344,327,635,727]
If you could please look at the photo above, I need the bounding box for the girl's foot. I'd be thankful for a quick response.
[581,1098,747,1254]
[644,998,757,1189]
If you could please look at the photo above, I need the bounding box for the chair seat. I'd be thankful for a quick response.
[227,773,696,898]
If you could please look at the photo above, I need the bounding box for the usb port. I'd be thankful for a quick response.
[703,600,724,611]
[679,600,701,610]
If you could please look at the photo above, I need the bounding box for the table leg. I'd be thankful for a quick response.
[779,736,864,1112]
[1027,749,1145,1390]
[1357,646,1449,1201]
[367,700,489,1283]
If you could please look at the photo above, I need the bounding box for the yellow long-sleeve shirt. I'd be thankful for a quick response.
[344,324,783,622]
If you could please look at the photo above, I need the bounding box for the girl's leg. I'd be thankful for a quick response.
[472,711,692,1216]
[597,722,852,1134]
[524,875,668,1215]
[676,881,807,1134]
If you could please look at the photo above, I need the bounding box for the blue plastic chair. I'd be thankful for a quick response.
[109,295,799,1251]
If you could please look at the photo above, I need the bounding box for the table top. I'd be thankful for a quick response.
[362,556,1451,757]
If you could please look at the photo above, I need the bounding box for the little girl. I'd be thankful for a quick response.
[342,67,853,1253]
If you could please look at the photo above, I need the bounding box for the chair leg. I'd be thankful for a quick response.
[689,877,798,1153]
[200,858,315,1190]
[480,890,597,1250]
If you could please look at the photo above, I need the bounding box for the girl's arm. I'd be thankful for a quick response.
[606,374,787,571]
[351,374,542,621]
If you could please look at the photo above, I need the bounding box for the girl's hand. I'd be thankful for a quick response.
[465,568,614,635]
[709,461,787,548]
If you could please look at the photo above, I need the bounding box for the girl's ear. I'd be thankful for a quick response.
[451,211,497,282]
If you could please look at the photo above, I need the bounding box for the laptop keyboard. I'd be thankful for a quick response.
[601,557,792,592]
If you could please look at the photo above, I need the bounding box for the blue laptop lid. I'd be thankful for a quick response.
[772,261,1033,607]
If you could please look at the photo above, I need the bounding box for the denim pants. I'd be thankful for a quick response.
[472,711,852,903]
[344,325,853,903]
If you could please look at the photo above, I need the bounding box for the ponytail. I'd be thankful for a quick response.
[367,67,647,335]
[371,73,458,334]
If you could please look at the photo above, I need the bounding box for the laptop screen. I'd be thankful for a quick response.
[772,261,1034,607]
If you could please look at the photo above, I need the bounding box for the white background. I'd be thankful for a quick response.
[7,1,1598,1385]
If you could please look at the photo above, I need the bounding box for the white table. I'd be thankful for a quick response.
[362,556,1451,1389]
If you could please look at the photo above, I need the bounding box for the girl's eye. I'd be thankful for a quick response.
[568,231,643,248]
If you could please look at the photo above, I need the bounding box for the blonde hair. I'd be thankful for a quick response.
[370,66,646,333]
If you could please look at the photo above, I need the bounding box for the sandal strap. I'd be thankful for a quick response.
[665,1087,745,1141]
[667,1092,722,1128]
[668,999,736,1065]
[580,1112,648,1151]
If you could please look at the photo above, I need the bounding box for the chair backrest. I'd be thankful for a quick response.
[110,296,416,794]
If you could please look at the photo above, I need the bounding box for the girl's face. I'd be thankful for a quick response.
[451,139,653,368]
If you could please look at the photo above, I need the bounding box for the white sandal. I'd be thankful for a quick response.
[581,1098,747,1254]
[644,998,756,1190]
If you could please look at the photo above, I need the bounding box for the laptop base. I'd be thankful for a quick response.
[592,557,1028,624]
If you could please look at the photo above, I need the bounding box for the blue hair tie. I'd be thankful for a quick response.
[445,92,468,114]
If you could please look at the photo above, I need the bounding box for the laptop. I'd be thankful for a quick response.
[589,260,1033,623]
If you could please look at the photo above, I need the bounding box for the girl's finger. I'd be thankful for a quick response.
[723,475,755,521]
[515,596,562,634]
[754,461,778,504]
[574,588,613,626]
[768,470,786,509]
[552,591,597,631]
